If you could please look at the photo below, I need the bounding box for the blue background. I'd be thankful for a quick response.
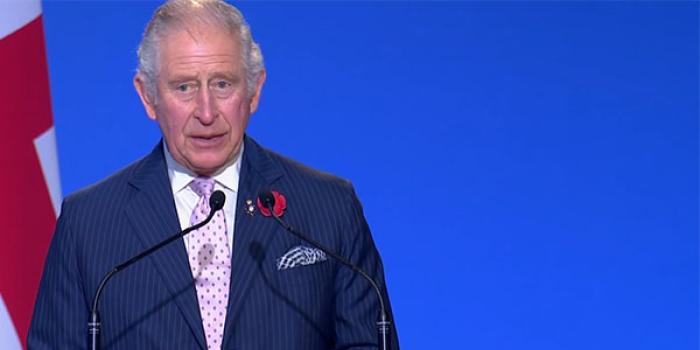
[41,1,698,349]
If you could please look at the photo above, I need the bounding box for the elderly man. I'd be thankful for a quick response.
[28,1,398,349]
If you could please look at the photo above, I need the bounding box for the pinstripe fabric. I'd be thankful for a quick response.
[28,136,399,350]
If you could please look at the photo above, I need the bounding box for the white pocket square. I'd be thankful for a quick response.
[277,245,328,271]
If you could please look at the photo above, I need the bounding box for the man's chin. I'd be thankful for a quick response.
[177,141,240,175]
[186,154,234,176]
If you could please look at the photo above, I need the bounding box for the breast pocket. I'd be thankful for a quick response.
[268,245,335,298]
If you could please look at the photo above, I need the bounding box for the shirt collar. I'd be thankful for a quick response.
[163,141,243,194]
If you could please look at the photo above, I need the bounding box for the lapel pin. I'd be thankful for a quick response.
[245,199,256,216]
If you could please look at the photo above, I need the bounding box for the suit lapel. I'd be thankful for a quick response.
[223,136,284,346]
[124,143,207,349]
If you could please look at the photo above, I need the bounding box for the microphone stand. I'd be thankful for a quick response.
[88,191,225,350]
[261,196,391,350]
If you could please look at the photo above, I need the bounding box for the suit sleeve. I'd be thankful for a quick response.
[333,183,400,350]
[28,200,89,349]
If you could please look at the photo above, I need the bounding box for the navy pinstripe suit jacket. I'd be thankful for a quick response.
[28,136,399,350]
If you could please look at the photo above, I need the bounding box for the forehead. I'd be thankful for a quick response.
[158,25,242,72]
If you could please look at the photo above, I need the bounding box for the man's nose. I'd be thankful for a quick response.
[194,86,216,124]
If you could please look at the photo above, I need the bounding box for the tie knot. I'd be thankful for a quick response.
[190,177,215,198]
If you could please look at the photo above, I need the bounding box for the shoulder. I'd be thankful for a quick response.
[60,148,158,217]
[247,138,367,236]
[247,137,357,201]
[271,150,352,189]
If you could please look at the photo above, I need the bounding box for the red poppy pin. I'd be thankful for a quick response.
[257,190,287,217]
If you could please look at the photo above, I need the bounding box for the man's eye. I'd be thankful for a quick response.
[214,80,231,90]
[176,84,191,92]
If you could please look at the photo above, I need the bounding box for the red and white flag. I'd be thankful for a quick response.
[0,1,62,348]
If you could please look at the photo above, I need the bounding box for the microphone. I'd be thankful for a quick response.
[88,190,226,350]
[258,190,392,350]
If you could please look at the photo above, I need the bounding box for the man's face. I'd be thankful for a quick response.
[135,26,265,176]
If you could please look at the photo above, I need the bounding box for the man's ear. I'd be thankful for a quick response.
[248,69,266,114]
[134,75,157,120]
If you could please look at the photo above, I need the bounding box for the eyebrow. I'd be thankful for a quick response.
[167,71,241,83]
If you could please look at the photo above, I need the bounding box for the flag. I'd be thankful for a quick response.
[0,1,62,347]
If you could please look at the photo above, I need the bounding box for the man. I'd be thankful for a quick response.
[28,1,398,349]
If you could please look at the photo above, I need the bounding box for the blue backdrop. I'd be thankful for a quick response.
[42,1,698,349]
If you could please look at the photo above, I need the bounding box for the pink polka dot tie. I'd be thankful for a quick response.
[188,177,231,349]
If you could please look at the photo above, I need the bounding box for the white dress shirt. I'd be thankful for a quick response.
[163,142,241,254]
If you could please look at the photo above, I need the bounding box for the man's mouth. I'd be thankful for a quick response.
[190,134,225,147]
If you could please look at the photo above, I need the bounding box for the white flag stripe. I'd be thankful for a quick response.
[34,126,63,217]
[0,294,22,350]
[0,0,42,40]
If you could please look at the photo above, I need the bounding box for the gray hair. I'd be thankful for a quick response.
[136,0,264,100]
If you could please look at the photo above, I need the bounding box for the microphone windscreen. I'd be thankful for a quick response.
[210,190,226,211]
[258,190,275,209]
